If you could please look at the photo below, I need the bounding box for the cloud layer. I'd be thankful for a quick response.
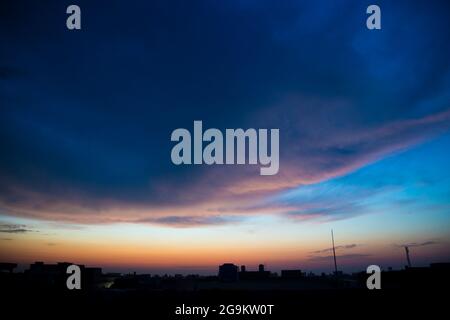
[0,223,33,234]
[0,0,449,226]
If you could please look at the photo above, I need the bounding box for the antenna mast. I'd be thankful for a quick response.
[404,246,412,268]
[331,229,338,275]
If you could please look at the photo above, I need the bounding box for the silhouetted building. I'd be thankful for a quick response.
[26,261,103,289]
[26,262,76,288]
[241,265,246,272]
[84,267,102,286]
[28,262,71,276]
[0,262,17,273]
[239,264,271,281]
[281,269,303,279]
[430,262,450,270]
[218,263,238,282]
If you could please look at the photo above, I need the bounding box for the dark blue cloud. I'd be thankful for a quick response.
[0,0,449,223]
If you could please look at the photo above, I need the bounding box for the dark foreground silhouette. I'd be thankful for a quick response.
[1,262,449,318]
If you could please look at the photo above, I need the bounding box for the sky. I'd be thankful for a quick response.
[0,0,449,274]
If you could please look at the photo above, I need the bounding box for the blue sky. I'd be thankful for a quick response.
[0,0,449,272]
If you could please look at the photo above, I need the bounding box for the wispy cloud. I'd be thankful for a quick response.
[308,253,370,263]
[310,244,359,254]
[308,243,368,263]
[136,215,245,228]
[396,240,440,248]
[0,223,34,233]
